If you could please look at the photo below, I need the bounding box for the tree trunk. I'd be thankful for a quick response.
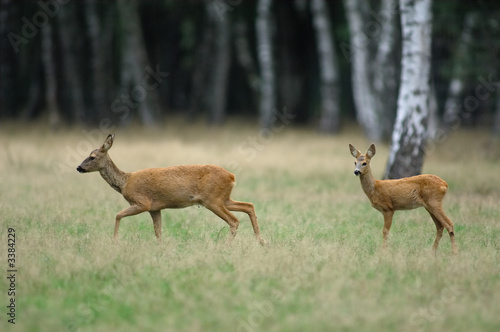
[234,21,259,103]
[427,83,439,139]
[256,0,276,128]
[343,0,380,141]
[442,12,477,132]
[85,0,108,123]
[57,2,86,124]
[41,21,61,128]
[189,11,213,120]
[311,0,341,134]
[117,0,160,126]
[493,84,500,136]
[0,0,16,119]
[372,0,400,137]
[384,0,432,179]
[207,4,231,125]
[343,0,400,141]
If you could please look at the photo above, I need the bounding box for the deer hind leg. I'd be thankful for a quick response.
[149,210,162,242]
[425,203,458,255]
[427,209,444,253]
[382,210,394,249]
[204,201,240,242]
[225,200,265,245]
[114,204,148,241]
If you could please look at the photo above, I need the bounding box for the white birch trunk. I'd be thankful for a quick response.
[311,0,341,133]
[256,0,276,129]
[384,0,432,179]
[343,0,399,141]
[373,0,400,136]
[343,0,380,140]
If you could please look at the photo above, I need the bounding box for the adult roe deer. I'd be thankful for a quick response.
[349,144,458,254]
[77,134,264,245]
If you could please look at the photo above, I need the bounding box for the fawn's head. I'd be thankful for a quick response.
[77,134,115,173]
[349,144,376,176]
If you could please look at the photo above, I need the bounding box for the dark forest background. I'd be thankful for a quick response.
[1,0,499,139]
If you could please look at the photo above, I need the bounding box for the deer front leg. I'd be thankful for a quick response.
[382,210,394,249]
[114,205,148,241]
[149,210,162,241]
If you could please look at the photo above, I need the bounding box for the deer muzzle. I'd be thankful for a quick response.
[77,166,87,173]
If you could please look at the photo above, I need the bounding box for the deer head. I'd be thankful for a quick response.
[349,143,376,176]
[77,134,115,173]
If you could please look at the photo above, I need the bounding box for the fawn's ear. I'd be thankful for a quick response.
[101,134,115,152]
[349,144,361,158]
[366,144,376,159]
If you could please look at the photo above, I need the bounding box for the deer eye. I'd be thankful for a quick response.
[354,161,357,165]
[89,156,95,161]
[362,162,367,166]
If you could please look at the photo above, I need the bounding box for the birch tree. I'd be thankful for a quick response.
[442,12,477,132]
[311,0,341,134]
[343,0,400,141]
[256,0,276,128]
[384,0,433,179]
[207,3,231,125]
[117,0,160,126]
[493,86,500,136]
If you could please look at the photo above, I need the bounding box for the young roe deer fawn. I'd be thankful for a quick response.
[77,134,265,245]
[349,144,458,254]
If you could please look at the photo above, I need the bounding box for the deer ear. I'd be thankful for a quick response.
[349,144,361,158]
[366,144,376,158]
[101,134,115,152]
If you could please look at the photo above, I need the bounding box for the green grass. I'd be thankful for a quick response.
[1,120,499,331]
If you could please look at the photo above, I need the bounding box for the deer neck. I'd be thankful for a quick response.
[359,167,377,198]
[99,155,130,194]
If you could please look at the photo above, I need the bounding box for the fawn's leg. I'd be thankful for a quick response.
[382,210,394,249]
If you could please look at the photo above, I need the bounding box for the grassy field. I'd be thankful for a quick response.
[1,120,499,332]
